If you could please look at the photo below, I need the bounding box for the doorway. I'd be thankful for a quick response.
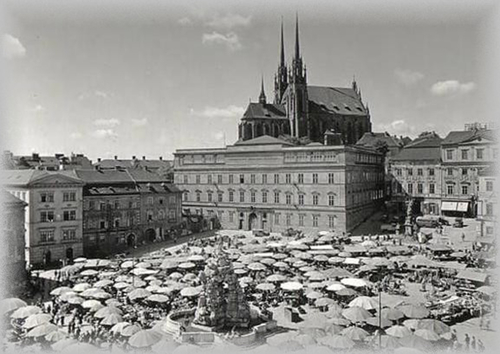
[248,212,257,231]
[66,247,73,261]
[127,234,136,247]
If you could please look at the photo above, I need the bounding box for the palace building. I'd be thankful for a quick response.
[237,17,372,145]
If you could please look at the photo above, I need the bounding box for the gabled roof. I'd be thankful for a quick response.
[442,129,495,145]
[307,86,367,116]
[233,135,295,146]
[2,191,27,206]
[356,132,403,148]
[242,103,286,120]
[2,170,42,186]
[405,134,442,148]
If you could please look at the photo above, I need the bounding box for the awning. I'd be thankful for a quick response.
[457,202,469,212]
[456,270,489,283]
[426,244,452,252]
[441,202,457,211]
[343,257,361,265]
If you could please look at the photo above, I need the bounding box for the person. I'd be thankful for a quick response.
[470,336,476,351]
[477,339,485,352]
[462,233,466,242]
[464,333,470,350]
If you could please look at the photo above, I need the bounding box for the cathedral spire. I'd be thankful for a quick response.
[259,75,266,104]
[352,75,358,93]
[295,13,300,60]
[280,17,285,67]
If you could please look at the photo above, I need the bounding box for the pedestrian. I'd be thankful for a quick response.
[471,336,476,351]
[477,339,485,352]
[464,333,470,350]
[462,233,466,242]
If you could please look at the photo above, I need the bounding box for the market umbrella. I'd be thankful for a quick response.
[328,317,351,326]
[416,319,450,335]
[91,291,112,300]
[328,257,345,264]
[248,262,267,271]
[306,291,323,300]
[360,240,378,248]
[121,324,142,337]
[72,282,91,292]
[101,313,123,326]
[326,283,346,292]
[80,269,98,277]
[273,261,289,269]
[398,304,430,319]
[94,279,113,288]
[414,329,441,341]
[239,276,254,284]
[95,306,123,318]
[50,287,73,296]
[135,261,152,269]
[308,282,324,290]
[266,274,287,282]
[81,288,100,297]
[342,306,372,323]
[398,334,433,351]
[284,257,300,264]
[259,258,276,265]
[25,323,58,337]
[67,296,84,305]
[381,308,405,321]
[114,282,131,290]
[160,260,179,269]
[348,296,378,310]
[292,261,308,268]
[272,253,288,260]
[111,322,131,335]
[180,286,202,297]
[131,268,158,276]
[280,281,303,291]
[403,319,422,331]
[147,294,169,303]
[341,278,370,288]
[169,272,183,280]
[234,269,248,275]
[59,291,79,302]
[365,316,393,328]
[341,326,369,341]
[318,335,355,349]
[338,252,352,258]
[128,288,152,300]
[256,283,276,292]
[106,299,122,307]
[324,268,354,278]
[10,305,41,319]
[44,330,67,342]
[386,325,412,338]
[120,260,135,269]
[379,335,402,349]
[313,255,329,262]
[315,297,336,307]
[130,278,147,288]
[336,288,358,297]
[182,273,198,283]
[23,313,52,329]
[129,329,163,348]
[82,299,102,309]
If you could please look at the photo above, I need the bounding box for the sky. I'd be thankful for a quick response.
[1,0,499,162]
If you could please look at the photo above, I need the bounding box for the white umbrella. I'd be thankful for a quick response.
[129,329,163,348]
[11,305,41,319]
[0,297,27,315]
[341,278,369,288]
[23,313,52,329]
[280,282,303,291]
[25,323,58,337]
[348,296,379,310]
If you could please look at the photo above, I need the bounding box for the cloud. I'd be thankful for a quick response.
[192,105,245,119]
[93,118,120,127]
[178,17,192,26]
[394,69,424,86]
[92,129,118,139]
[202,32,242,51]
[131,118,148,127]
[70,132,82,139]
[94,90,109,98]
[376,120,417,137]
[213,132,225,142]
[1,34,26,59]
[430,80,476,96]
[207,13,251,29]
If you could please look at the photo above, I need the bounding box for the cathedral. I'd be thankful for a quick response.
[237,16,372,145]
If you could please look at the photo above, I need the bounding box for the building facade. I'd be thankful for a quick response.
[74,169,182,258]
[389,133,443,215]
[2,191,28,293]
[3,170,84,268]
[477,166,496,238]
[440,128,496,217]
[174,136,384,234]
[237,17,371,145]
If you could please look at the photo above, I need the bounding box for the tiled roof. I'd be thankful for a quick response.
[391,147,441,162]
[442,129,495,145]
[1,170,45,186]
[356,132,403,148]
[233,135,295,146]
[85,185,137,196]
[96,159,172,170]
[405,134,442,148]
[1,191,27,206]
[74,169,167,184]
[242,103,287,120]
[307,86,366,116]
[136,182,181,193]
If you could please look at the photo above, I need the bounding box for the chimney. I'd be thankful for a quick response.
[159,156,163,161]
[132,156,136,160]
[97,158,101,162]
[114,155,118,160]
[32,153,40,161]
[142,156,146,160]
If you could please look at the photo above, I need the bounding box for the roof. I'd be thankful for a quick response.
[96,158,172,170]
[307,86,367,116]
[242,103,287,120]
[356,132,404,148]
[442,129,495,145]
[456,269,489,283]
[1,191,27,206]
[74,169,166,184]
[136,182,181,194]
[2,170,46,186]
[233,135,295,146]
[405,133,442,148]
[391,147,441,162]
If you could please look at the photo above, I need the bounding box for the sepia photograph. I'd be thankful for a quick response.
[0,1,499,353]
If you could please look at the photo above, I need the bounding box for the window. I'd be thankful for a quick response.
[299,214,305,226]
[239,174,245,184]
[428,168,435,176]
[40,192,54,203]
[329,195,335,206]
[62,229,76,241]
[168,210,177,221]
[207,191,213,202]
[486,181,493,192]
[476,149,483,160]
[446,150,453,160]
[207,175,212,184]
[99,220,107,229]
[217,174,222,184]
[486,226,494,234]
[63,192,76,202]
[147,197,154,205]
[250,174,256,184]
[429,184,435,194]
[407,168,413,176]
[461,185,469,195]
[407,183,413,194]
[462,168,468,176]
[275,213,280,225]
[447,168,453,176]
[229,175,234,184]
[196,175,200,184]
[262,191,268,203]
[158,210,165,220]
[417,169,423,176]
[461,150,469,160]
[274,174,279,184]
[40,229,55,243]
[417,183,423,194]
[286,214,291,226]
[239,190,245,203]
[229,212,234,223]
[274,192,280,204]
[251,191,256,203]
[313,194,319,205]
[40,211,55,223]
[312,173,318,184]
[285,194,292,205]
[328,173,335,184]
[115,201,120,209]
[447,185,454,195]
[397,184,402,194]
[262,174,267,184]
[229,190,234,202]
[183,175,188,184]
[196,191,201,202]
[114,217,121,227]
[63,210,76,221]
[147,211,153,221]
[396,169,402,176]
[218,192,223,203]
[486,203,494,216]
[183,192,189,201]
[298,194,304,205]
[298,173,304,184]
[329,215,335,228]
[285,174,291,184]
[312,215,319,227]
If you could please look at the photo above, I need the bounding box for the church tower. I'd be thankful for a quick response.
[288,14,309,138]
[274,19,287,104]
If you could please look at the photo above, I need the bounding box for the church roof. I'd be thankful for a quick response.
[242,102,286,120]
[307,86,367,116]
[233,135,294,146]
